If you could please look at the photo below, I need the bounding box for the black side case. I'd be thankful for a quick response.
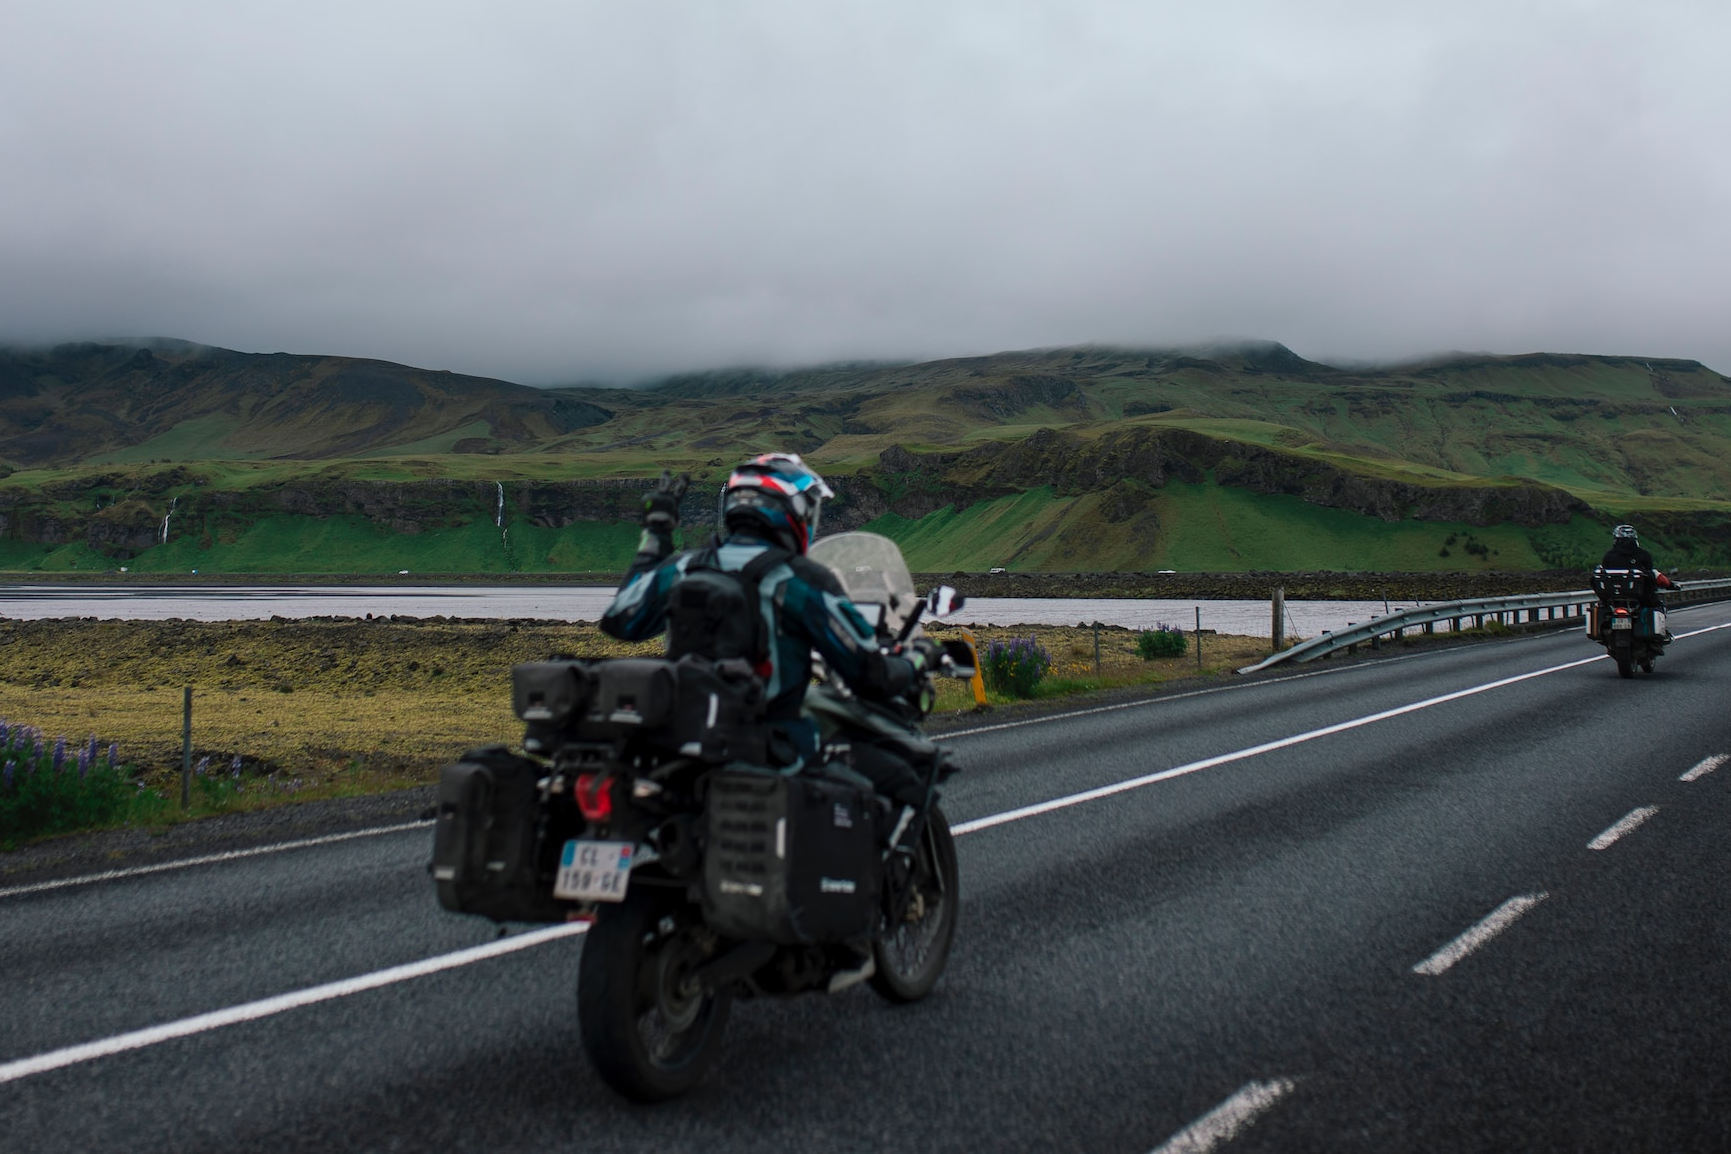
[703,768,880,945]
[431,745,569,923]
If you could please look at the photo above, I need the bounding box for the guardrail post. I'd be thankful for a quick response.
[1271,586,1285,653]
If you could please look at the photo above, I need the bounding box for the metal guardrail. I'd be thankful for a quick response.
[1236,577,1731,675]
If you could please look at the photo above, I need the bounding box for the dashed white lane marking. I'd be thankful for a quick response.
[1588,806,1660,851]
[1149,1078,1297,1154]
[1412,893,1548,976]
[1681,753,1728,783]
[951,653,1607,836]
[0,922,589,1086]
[0,821,434,901]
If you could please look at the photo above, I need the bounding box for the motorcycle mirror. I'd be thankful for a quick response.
[939,638,977,678]
[925,585,965,618]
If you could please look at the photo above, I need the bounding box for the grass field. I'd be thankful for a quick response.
[0,617,1273,841]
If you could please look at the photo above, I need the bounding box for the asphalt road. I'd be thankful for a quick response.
[3,604,1730,1152]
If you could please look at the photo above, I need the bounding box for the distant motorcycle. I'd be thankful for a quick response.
[1587,564,1670,677]
[430,532,973,1100]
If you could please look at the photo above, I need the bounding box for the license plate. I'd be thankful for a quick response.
[1612,618,1633,630]
[554,839,634,902]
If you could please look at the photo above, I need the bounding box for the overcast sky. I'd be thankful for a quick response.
[2,1,1726,383]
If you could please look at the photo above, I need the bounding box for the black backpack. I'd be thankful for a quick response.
[666,542,791,675]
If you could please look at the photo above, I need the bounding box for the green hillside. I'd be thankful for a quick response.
[2,338,1729,573]
[866,486,1612,573]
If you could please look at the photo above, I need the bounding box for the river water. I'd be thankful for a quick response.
[0,584,1440,638]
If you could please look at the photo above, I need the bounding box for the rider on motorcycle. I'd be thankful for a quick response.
[599,452,925,766]
[1599,524,1675,608]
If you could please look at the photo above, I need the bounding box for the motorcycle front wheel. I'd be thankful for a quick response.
[871,804,959,1004]
[577,887,732,1102]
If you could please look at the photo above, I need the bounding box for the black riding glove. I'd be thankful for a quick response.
[642,470,690,533]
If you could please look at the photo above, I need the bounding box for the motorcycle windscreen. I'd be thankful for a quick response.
[808,530,917,637]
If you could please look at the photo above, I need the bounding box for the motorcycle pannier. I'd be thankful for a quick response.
[703,768,880,944]
[431,745,568,924]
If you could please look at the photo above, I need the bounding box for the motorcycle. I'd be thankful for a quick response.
[1587,564,1670,677]
[429,531,975,1100]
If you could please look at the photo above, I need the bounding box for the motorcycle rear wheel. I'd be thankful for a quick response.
[1616,654,1634,678]
[871,805,959,1004]
[577,887,732,1102]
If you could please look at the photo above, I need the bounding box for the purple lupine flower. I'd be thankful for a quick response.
[0,720,10,745]
[195,755,211,777]
[33,736,44,761]
[108,742,119,769]
[53,737,66,774]
[3,761,13,791]
[230,754,243,778]
[78,747,91,778]
[86,734,99,766]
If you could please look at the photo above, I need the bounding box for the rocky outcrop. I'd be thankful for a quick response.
[854,427,1592,528]
[0,477,730,559]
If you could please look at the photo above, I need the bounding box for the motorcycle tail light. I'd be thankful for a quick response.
[1614,607,1630,616]
[575,773,613,822]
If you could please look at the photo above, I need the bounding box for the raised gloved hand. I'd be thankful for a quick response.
[642,470,690,532]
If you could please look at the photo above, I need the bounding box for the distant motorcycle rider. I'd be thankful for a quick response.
[1598,524,1674,608]
[600,453,925,766]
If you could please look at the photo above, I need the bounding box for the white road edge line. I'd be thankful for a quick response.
[1412,893,1547,976]
[950,652,1608,836]
[1149,1078,1298,1154]
[1681,753,1729,782]
[0,923,589,1086]
[943,655,1412,739]
[0,821,435,900]
[1588,806,1659,851]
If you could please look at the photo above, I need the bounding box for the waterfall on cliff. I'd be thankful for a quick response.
[158,496,178,545]
[496,482,516,569]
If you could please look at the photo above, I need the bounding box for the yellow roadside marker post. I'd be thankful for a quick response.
[958,628,988,707]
